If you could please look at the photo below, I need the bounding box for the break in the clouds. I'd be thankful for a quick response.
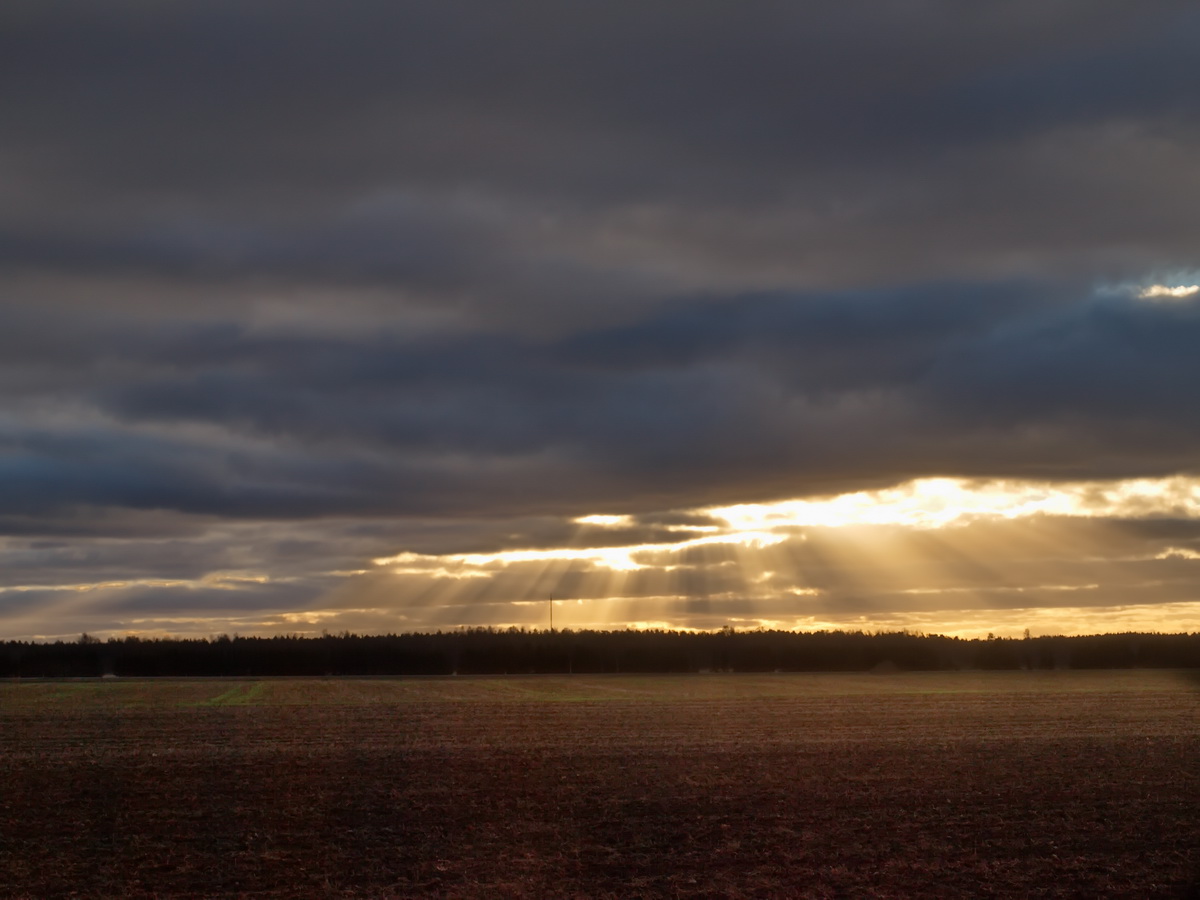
[3,2,1200,639]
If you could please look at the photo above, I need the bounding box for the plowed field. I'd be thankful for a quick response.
[2,672,1199,898]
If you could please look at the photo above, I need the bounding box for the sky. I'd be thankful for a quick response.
[4,2,1200,640]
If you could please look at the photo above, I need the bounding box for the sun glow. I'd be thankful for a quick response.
[1156,547,1200,560]
[0,572,279,594]
[574,514,635,527]
[1139,283,1200,300]
[373,476,1200,579]
[352,474,1200,637]
[708,476,1200,532]
[374,529,788,574]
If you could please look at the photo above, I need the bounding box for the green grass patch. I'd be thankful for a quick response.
[193,682,266,706]
[1,669,1195,711]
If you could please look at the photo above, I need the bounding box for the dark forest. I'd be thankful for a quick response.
[4,629,1200,678]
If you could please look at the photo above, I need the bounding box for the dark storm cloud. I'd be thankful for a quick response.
[929,292,1200,423]
[6,3,1197,186]
[4,2,1200,295]
[557,281,1062,382]
[5,281,1200,525]
[4,1,1200,634]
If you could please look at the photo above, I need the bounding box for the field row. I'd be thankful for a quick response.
[2,672,1199,897]
[2,668,1194,709]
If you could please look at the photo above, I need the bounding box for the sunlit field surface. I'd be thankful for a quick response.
[3,672,1199,897]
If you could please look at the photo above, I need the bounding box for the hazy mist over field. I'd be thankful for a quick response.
[4,3,1200,639]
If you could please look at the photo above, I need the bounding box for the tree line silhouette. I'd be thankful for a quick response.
[3,628,1200,678]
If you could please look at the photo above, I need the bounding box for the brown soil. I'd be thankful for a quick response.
[2,674,1199,898]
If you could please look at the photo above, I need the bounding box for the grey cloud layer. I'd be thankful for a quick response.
[3,2,1200,633]
[4,2,1200,297]
[4,284,1200,529]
